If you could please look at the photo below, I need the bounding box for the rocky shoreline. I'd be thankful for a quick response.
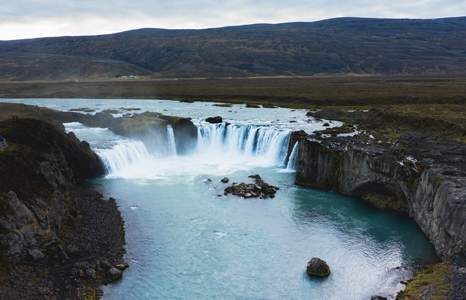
[0,187,127,300]
[0,117,127,300]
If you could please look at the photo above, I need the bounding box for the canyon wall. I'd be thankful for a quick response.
[295,137,466,264]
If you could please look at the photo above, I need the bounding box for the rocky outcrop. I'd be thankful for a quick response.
[46,110,198,155]
[0,118,127,299]
[306,257,331,277]
[295,136,466,265]
[286,130,307,165]
[206,116,222,123]
[0,118,104,263]
[224,174,279,198]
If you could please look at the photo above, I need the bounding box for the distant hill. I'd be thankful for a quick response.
[1,17,466,81]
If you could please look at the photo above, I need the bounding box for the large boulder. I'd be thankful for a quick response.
[306,257,331,277]
[106,267,123,283]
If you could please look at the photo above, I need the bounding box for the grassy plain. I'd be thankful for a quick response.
[0,75,466,106]
[0,75,465,141]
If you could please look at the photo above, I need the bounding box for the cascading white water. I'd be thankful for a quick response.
[91,122,292,177]
[285,141,299,172]
[96,140,150,174]
[167,125,177,156]
[197,123,291,167]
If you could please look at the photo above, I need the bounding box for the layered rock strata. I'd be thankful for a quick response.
[295,136,466,265]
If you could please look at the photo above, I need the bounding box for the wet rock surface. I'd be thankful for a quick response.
[306,257,331,277]
[224,174,279,198]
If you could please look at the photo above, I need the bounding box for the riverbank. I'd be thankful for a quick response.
[0,187,126,299]
[0,117,127,300]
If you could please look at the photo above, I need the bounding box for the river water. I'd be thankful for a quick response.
[2,99,438,299]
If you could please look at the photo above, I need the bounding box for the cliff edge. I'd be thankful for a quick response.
[0,118,126,299]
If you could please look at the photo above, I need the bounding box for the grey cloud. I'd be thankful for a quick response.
[0,0,465,39]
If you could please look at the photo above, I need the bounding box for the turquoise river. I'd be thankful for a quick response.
[2,99,438,300]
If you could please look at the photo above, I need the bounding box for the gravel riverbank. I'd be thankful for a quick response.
[0,186,127,300]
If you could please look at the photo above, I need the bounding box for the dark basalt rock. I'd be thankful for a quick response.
[371,296,388,300]
[206,116,223,123]
[106,267,123,283]
[0,117,127,299]
[221,177,229,183]
[306,257,331,277]
[224,175,279,198]
[295,134,466,266]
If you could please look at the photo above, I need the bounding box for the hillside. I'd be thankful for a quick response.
[1,17,466,80]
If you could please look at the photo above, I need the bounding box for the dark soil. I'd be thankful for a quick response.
[0,186,126,300]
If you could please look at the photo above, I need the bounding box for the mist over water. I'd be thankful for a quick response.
[1,99,438,299]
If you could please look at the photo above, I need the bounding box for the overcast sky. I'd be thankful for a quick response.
[0,0,464,40]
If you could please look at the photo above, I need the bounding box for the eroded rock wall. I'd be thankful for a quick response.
[0,118,104,263]
[47,110,198,155]
[295,137,466,264]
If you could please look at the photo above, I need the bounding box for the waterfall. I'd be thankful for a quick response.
[96,140,150,174]
[167,125,177,156]
[92,122,293,174]
[197,123,291,166]
[285,142,299,172]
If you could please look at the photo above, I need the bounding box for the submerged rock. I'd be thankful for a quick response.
[306,258,331,277]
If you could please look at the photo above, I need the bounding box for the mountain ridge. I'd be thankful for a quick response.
[1,16,466,81]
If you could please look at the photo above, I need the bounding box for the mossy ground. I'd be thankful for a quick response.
[396,262,454,300]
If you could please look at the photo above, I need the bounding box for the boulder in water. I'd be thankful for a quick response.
[106,267,123,282]
[306,258,331,277]
[371,296,388,300]
[206,116,223,123]
[221,177,229,183]
[224,175,278,199]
